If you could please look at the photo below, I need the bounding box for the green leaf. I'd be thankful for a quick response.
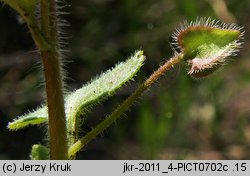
[31,144,49,160]
[66,50,145,144]
[8,50,145,139]
[8,107,47,130]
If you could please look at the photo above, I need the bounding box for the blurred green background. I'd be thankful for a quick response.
[0,0,250,159]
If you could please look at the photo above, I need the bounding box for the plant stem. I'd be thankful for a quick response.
[26,21,49,51]
[68,53,184,157]
[40,0,68,159]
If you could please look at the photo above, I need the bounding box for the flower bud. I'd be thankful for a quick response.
[171,17,244,78]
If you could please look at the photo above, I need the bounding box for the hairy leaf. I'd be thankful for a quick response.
[8,51,145,137]
[31,144,49,160]
[8,107,47,130]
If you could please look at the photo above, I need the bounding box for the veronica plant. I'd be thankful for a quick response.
[1,0,244,159]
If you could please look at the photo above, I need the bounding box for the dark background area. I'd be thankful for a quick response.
[0,0,250,159]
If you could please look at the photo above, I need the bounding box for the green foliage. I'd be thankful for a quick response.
[1,0,245,159]
[8,51,145,139]
[8,115,47,130]
[31,144,49,160]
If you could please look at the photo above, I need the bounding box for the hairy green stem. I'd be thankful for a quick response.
[40,0,68,159]
[0,0,67,158]
[27,21,50,51]
[68,53,184,157]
